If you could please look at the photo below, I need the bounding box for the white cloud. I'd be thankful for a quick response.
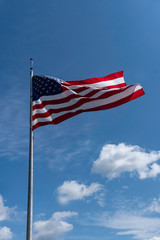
[86,195,160,240]
[92,143,160,180]
[34,211,77,240]
[93,211,160,240]
[149,237,160,240]
[147,197,160,213]
[57,180,104,205]
[0,227,13,240]
[0,89,28,161]
[0,195,15,239]
[0,195,14,221]
[94,191,106,207]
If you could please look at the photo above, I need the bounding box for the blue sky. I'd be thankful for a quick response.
[0,0,160,240]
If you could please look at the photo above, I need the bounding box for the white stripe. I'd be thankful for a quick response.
[32,85,142,126]
[67,77,125,89]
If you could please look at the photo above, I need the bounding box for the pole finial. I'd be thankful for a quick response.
[30,58,33,68]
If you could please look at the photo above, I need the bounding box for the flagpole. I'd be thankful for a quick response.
[26,58,34,240]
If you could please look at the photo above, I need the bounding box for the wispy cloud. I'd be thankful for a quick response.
[146,197,160,214]
[0,87,29,161]
[33,211,78,240]
[149,237,160,240]
[34,130,93,170]
[99,211,160,240]
[57,180,104,206]
[92,143,160,179]
[84,197,160,240]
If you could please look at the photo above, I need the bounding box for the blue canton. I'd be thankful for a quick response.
[32,76,63,101]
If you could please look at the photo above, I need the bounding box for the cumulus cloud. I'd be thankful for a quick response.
[57,180,104,205]
[0,227,13,240]
[34,211,77,240]
[92,143,160,179]
[0,195,14,239]
[0,195,14,221]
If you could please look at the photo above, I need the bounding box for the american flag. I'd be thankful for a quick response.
[32,71,145,130]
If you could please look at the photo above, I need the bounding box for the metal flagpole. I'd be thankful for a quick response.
[26,58,34,240]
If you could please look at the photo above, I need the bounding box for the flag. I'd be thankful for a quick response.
[32,71,145,130]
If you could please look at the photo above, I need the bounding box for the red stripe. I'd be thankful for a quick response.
[32,88,144,130]
[63,71,124,85]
